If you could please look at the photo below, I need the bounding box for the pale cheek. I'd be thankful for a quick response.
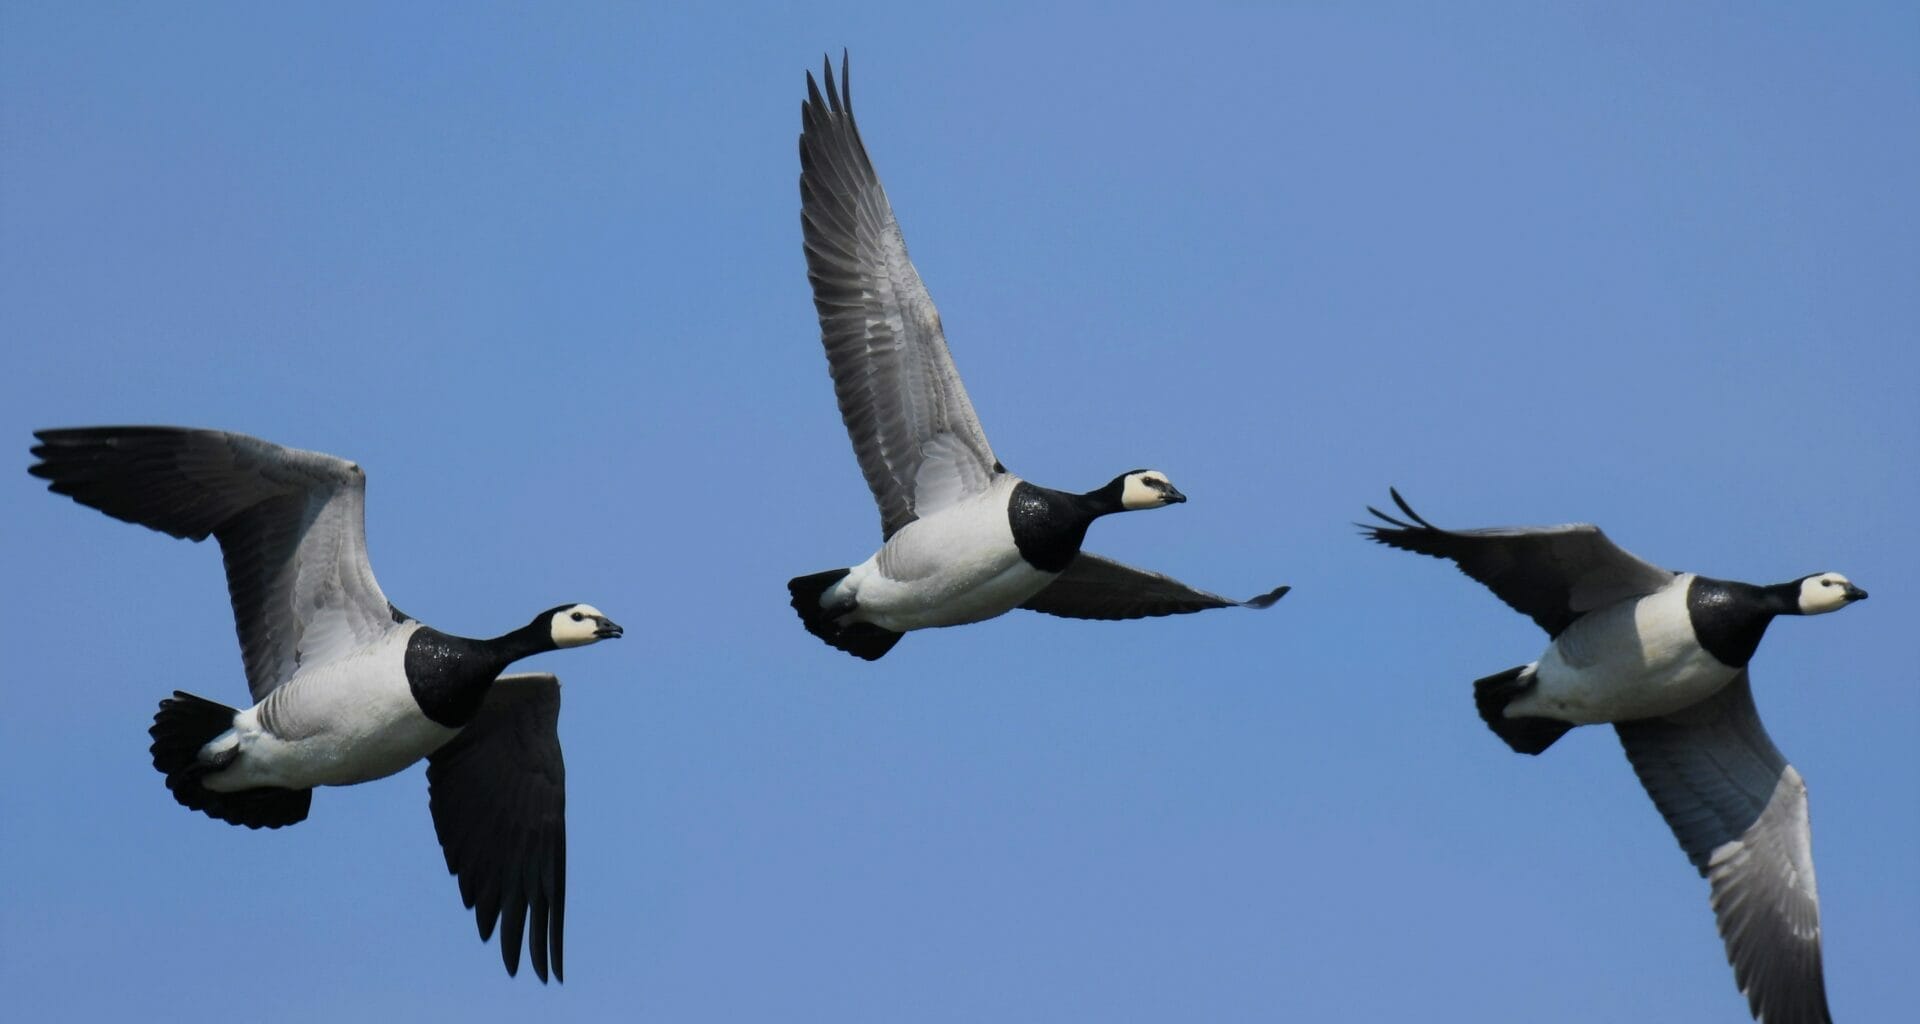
[1799,588,1842,614]
[1120,480,1159,510]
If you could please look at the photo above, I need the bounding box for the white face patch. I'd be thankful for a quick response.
[1121,470,1178,511]
[550,603,616,647]
[1797,573,1860,615]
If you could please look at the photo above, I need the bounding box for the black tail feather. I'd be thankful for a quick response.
[150,690,311,829]
[1473,667,1575,755]
[787,569,903,661]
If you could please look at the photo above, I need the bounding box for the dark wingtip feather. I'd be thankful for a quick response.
[839,49,851,112]
[1363,506,1415,530]
[821,54,841,114]
[1243,584,1290,609]
[499,890,530,981]
[804,69,825,112]
[1388,487,1435,528]
[550,839,566,983]
[1360,489,1448,545]
[1355,521,1393,542]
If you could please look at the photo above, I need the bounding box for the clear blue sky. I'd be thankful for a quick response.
[3,4,1914,1022]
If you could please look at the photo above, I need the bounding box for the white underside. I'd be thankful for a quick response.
[830,477,1058,632]
[1509,574,1739,724]
[201,623,459,792]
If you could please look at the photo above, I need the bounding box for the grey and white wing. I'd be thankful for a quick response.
[1020,552,1290,621]
[427,673,567,984]
[800,53,998,540]
[1360,488,1675,637]
[1615,674,1831,1024]
[30,426,395,700]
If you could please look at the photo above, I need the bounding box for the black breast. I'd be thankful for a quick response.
[1685,576,1775,668]
[403,627,500,728]
[1007,481,1095,573]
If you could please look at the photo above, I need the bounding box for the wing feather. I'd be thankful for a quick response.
[1020,552,1289,621]
[427,674,567,983]
[1615,675,1831,1024]
[30,426,394,700]
[1360,488,1674,636]
[800,53,998,539]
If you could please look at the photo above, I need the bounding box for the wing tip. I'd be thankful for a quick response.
[1359,488,1456,551]
[803,51,854,118]
[1243,584,1290,609]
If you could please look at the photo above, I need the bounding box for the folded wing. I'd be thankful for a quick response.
[30,426,395,700]
[427,673,567,983]
[1615,674,1831,1024]
[1020,552,1289,621]
[800,53,998,539]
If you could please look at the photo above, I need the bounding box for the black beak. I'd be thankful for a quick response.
[1162,485,1187,504]
[594,617,624,639]
[1844,585,1868,601]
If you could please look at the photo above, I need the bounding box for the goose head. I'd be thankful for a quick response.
[1113,469,1186,511]
[541,603,625,647]
[1793,573,1868,615]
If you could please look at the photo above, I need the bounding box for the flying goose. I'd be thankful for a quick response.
[1362,489,1865,1024]
[788,54,1286,660]
[29,426,622,983]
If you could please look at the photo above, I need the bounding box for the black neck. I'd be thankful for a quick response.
[1686,576,1786,668]
[1008,481,1122,573]
[485,619,560,663]
[404,620,555,727]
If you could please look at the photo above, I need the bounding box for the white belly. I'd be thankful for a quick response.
[204,627,459,791]
[835,483,1058,632]
[1510,577,1737,723]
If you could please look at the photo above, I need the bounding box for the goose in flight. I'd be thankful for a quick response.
[30,426,622,983]
[1363,488,1865,1024]
[789,54,1287,660]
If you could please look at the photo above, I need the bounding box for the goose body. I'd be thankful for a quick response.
[788,55,1286,660]
[1363,489,1866,1024]
[30,426,620,983]
[203,623,452,790]
[833,476,1052,632]
[1510,573,1740,723]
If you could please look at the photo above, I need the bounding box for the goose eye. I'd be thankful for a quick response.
[1822,579,1835,587]
[571,611,586,621]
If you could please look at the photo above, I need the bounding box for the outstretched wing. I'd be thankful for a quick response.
[427,673,567,984]
[1615,674,1831,1024]
[30,426,395,700]
[800,52,999,540]
[1360,488,1674,637]
[1020,552,1289,620]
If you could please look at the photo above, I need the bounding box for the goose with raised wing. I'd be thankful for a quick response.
[1362,488,1865,1024]
[30,426,621,983]
[788,54,1286,660]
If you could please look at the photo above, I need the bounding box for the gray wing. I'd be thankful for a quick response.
[30,426,395,701]
[800,53,999,540]
[1360,488,1674,637]
[1020,553,1290,621]
[1615,674,1831,1024]
[426,673,566,984]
